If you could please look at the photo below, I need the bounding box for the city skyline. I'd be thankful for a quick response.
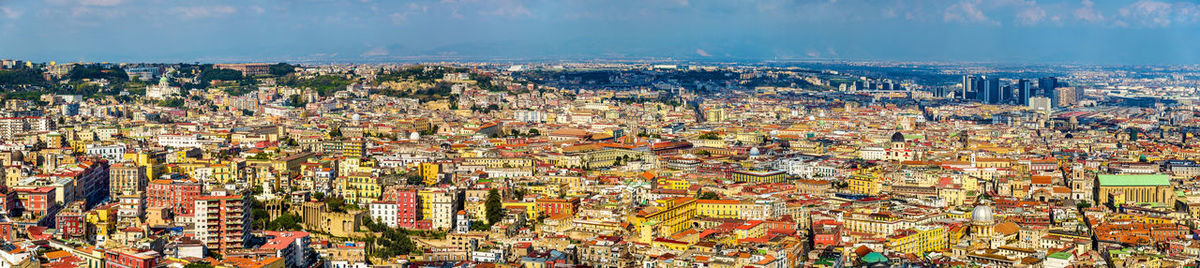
[2,0,1200,64]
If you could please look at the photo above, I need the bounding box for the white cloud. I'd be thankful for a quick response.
[944,0,999,25]
[695,49,710,57]
[78,0,124,6]
[170,5,237,19]
[0,7,20,19]
[250,6,266,15]
[1073,0,1104,23]
[1015,4,1047,25]
[1119,0,1172,27]
[390,3,428,24]
[484,5,531,17]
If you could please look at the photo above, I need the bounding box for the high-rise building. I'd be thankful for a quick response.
[1039,77,1058,106]
[983,76,1001,104]
[1055,87,1084,107]
[1001,85,1013,104]
[194,193,250,255]
[961,75,980,100]
[1016,79,1033,105]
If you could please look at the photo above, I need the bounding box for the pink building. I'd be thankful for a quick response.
[147,179,203,217]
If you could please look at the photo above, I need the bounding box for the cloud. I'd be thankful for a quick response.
[78,0,125,6]
[390,3,428,24]
[806,50,820,58]
[1073,0,1105,23]
[1014,3,1047,25]
[483,5,531,17]
[944,0,999,25]
[474,0,531,18]
[1116,0,1199,27]
[361,47,389,57]
[250,6,266,15]
[170,5,237,19]
[0,7,20,19]
[695,49,710,57]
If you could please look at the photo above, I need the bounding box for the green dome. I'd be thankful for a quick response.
[860,252,888,263]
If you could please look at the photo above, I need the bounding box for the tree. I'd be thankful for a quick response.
[697,191,720,200]
[527,128,540,137]
[287,94,306,108]
[485,189,503,225]
[406,173,424,186]
[325,196,348,213]
[329,127,342,138]
[513,188,528,200]
[469,220,491,231]
[269,63,297,76]
[251,208,270,230]
[267,212,303,231]
[1076,201,1091,210]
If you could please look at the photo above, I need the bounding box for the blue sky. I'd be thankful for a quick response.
[0,0,1198,64]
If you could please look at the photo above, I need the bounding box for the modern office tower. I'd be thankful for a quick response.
[962,75,981,100]
[1040,77,1059,107]
[1001,85,1013,104]
[1016,79,1033,105]
[1039,77,1058,96]
[983,76,1001,104]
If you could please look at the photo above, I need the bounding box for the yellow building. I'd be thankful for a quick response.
[501,201,537,218]
[694,199,740,219]
[419,162,441,185]
[419,190,437,219]
[628,197,696,243]
[885,226,947,255]
[1097,174,1174,206]
[730,170,787,183]
[734,220,766,239]
[85,205,117,239]
[848,175,881,195]
[343,173,381,204]
[657,177,690,191]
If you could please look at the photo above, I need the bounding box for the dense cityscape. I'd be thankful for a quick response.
[5,0,1200,267]
[0,59,1197,267]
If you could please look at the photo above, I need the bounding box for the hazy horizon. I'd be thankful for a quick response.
[2,0,1199,65]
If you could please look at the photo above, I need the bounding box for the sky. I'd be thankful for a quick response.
[0,0,1199,64]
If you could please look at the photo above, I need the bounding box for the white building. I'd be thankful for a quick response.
[369,201,399,228]
[431,191,456,231]
[515,110,546,123]
[85,144,127,161]
[157,134,204,148]
[146,77,181,100]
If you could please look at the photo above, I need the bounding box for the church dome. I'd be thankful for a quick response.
[749,147,760,156]
[890,132,905,143]
[972,205,994,223]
